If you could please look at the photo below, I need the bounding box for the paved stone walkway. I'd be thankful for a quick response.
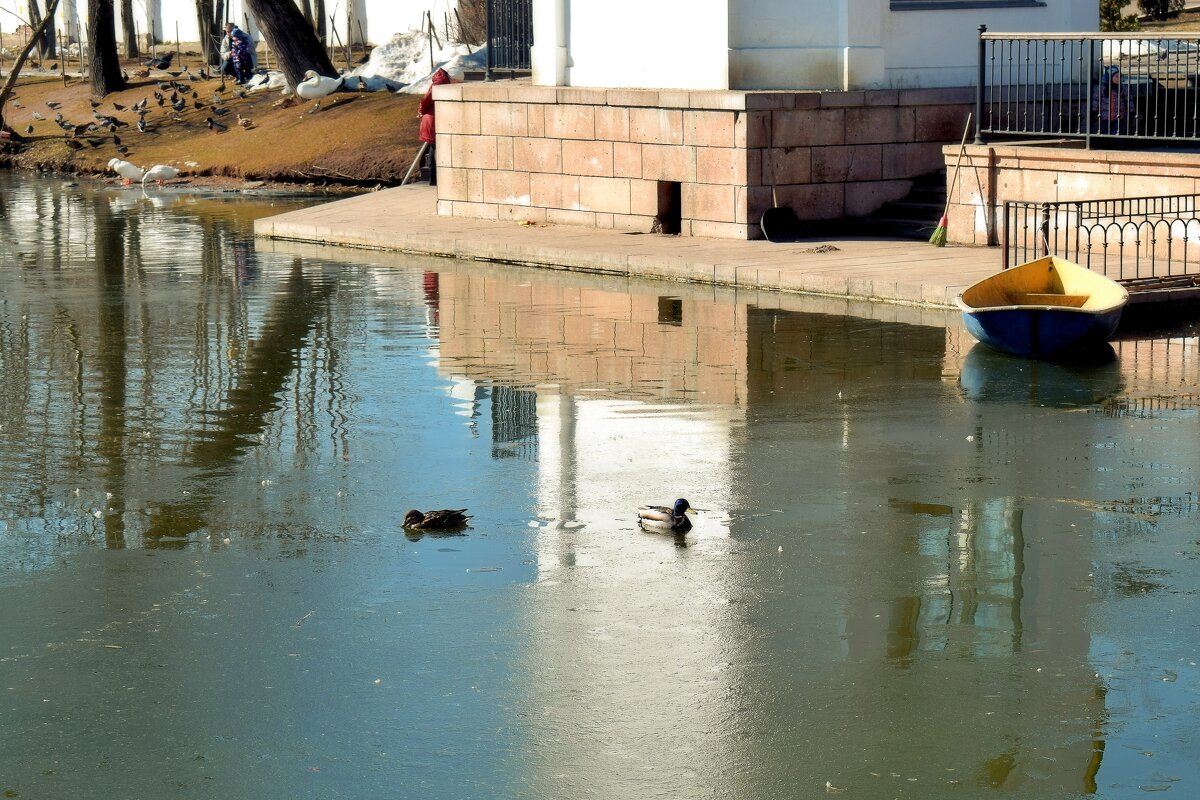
[253,184,1003,309]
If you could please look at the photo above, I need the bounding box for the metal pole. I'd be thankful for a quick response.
[974,24,986,145]
[402,141,429,185]
[1085,37,1095,150]
[1001,203,1009,269]
[1040,202,1051,257]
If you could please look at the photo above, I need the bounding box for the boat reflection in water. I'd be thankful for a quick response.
[959,341,1123,407]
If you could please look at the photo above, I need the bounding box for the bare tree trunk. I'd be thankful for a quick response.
[121,0,138,57]
[0,0,61,132]
[455,0,486,46]
[88,0,127,96]
[194,0,226,66]
[315,0,327,44]
[28,0,59,58]
[300,0,313,27]
[244,0,337,87]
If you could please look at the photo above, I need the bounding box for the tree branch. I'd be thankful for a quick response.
[0,0,61,132]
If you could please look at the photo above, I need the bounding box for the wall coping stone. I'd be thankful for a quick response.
[434,82,976,111]
[950,142,1200,173]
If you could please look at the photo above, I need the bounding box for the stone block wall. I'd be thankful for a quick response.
[432,82,971,240]
[944,143,1200,265]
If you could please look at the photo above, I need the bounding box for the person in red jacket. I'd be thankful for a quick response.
[418,68,452,185]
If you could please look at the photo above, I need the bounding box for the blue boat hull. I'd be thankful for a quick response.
[961,306,1124,359]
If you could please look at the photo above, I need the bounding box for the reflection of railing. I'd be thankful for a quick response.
[490,384,538,460]
[975,27,1200,146]
[485,0,532,77]
[1002,195,1200,282]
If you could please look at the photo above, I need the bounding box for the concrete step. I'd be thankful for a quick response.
[841,170,947,240]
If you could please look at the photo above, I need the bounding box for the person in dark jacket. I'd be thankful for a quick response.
[221,23,254,84]
[1093,64,1134,137]
[418,68,452,185]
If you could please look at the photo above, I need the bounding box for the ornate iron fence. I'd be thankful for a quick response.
[486,0,532,77]
[975,27,1200,146]
[1002,195,1200,282]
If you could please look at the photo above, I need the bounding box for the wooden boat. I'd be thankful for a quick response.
[956,256,1128,359]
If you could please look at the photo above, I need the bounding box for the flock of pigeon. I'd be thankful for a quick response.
[10,49,347,188]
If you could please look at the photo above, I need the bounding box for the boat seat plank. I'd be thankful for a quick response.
[1007,292,1089,308]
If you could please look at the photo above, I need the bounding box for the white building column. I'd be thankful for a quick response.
[530,0,569,86]
[839,0,885,90]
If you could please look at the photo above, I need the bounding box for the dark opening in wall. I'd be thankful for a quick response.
[655,181,682,235]
[657,296,683,326]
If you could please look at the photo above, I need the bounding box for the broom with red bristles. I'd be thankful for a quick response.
[930,113,973,247]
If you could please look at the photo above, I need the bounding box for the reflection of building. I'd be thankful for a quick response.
[424,260,1111,791]
[422,263,747,796]
[430,264,745,530]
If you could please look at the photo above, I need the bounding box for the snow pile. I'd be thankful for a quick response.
[245,71,288,93]
[348,29,487,94]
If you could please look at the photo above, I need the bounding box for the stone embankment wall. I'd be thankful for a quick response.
[944,143,1200,265]
[432,83,970,239]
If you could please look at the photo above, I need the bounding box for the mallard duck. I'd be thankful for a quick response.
[638,498,692,532]
[403,508,471,530]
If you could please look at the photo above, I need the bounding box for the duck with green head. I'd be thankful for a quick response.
[637,498,692,533]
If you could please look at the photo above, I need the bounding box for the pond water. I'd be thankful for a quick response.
[1,172,1198,799]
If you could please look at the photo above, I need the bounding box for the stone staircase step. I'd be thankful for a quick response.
[842,170,947,240]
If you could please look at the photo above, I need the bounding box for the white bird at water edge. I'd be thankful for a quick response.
[107,157,144,183]
[141,164,180,186]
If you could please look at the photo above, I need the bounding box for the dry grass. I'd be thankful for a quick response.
[1141,7,1200,30]
[2,68,422,186]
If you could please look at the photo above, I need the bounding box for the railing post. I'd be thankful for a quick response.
[975,24,987,145]
[1084,37,1095,149]
[1040,202,1052,257]
[484,0,494,81]
[1001,202,1010,269]
[1074,201,1088,264]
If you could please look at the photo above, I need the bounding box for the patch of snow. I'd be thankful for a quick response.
[348,28,487,93]
[246,71,288,93]
[342,74,404,92]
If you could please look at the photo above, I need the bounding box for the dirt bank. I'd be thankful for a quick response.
[1,70,423,189]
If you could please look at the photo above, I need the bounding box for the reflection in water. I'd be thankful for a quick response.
[959,342,1123,407]
[1,174,1200,798]
[146,258,335,538]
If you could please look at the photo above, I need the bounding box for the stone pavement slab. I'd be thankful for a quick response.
[253,184,1002,309]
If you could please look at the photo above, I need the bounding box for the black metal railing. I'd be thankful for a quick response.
[485,0,532,77]
[976,27,1200,147]
[1002,194,1200,281]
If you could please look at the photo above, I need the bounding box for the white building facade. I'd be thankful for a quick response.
[531,0,1098,91]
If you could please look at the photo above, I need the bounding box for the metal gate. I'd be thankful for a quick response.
[486,0,532,76]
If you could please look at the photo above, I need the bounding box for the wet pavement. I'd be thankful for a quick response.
[253,184,1000,308]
